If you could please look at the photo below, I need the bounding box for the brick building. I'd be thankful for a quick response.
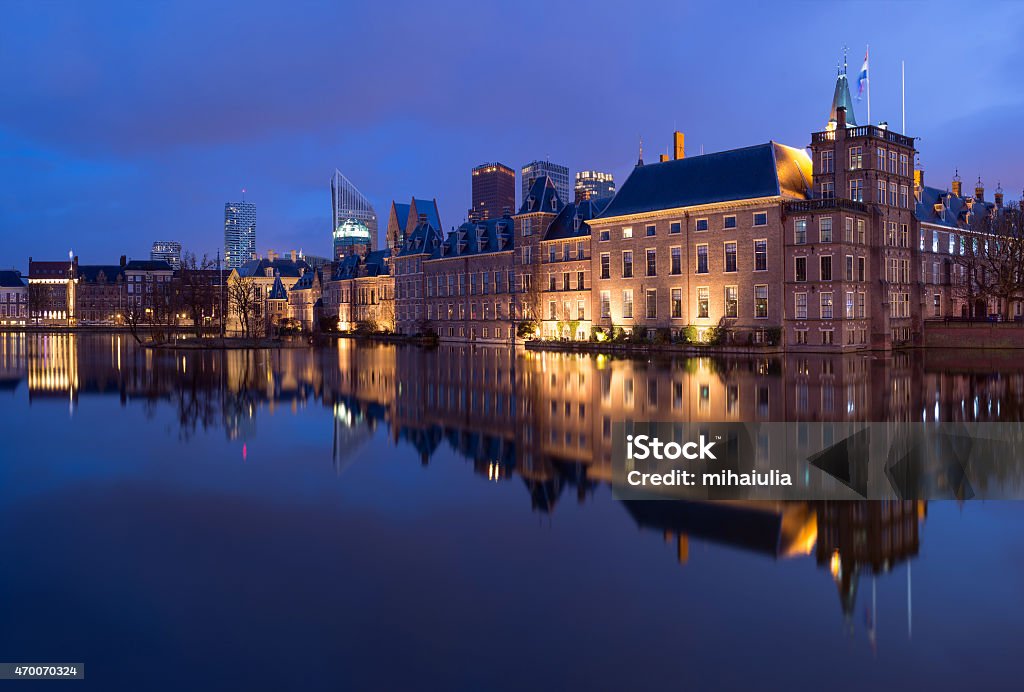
[0,271,28,325]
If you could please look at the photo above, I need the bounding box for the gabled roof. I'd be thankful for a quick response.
[916,185,999,231]
[518,175,563,215]
[392,202,411,227]
[410,198,441,231]
[124,260,172,272]
[78,265,125,283]
[0,270,25,288]
[236,257,312,279]
[268,275,288,300]
[291,267,321,291]
[331,250,391,280]
[431,217,516,260]
[597,142,811,219]
[543,196,613,241]
[397,220,444,257]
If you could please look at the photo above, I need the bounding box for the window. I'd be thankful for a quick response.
[844,217,854,243]
[754,240,767,271]
[821,150,834,173]
[549,246,556,263]
[889,182,897,207]
[578,300,586,320]
[822,330,834,345]
[845,255,854,281]
[754,285,768,318]
[600,253,610,279]
[820,255,832,281]
[795,256,807,282]
[796,329,808,344]
[670,221,681,235]
[622,227,633,239]
[562,272,569,290]
[724,242,737,272]
[645,289,657,319]
[577,241,585,259]
[890,151,898,174]
[794,219,807,245]
[671,288,683,318]
[697,287,709,318]
[549,300,557,320]
[696,218,709,232]
[933,293,941,317]
[522,246,531,264]
[599,230,610,242]
[600,291,610,317]
[900,185,909,209]
[932,230,939,253]
[646,249,657,276]
[900,224,909,248]
[846,292,854,319]
[820,292,833,319]
[877,147,886,169]
[622,250,633,278]
[724,215,737,229]
[696,244,709,274]
[563,245,570,261]
[753,212,768,226]
[900,153,909,177]
[850,179,863,202]
[622,290,633,318]
[878,179,887,204]
[857,292,866,318]
[548,273,556,291]
[645,224,656,237]
[849,146,863,170]
[822,182,835,199]
[857,219,866,244]
[577,270,585,290]
[724,285,738,317]
[795,292,808,319]
[670,246,681,275]
[820,217,832,243]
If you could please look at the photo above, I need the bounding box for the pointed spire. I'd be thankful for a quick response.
[637,135,644,167]
[828,58,858,128]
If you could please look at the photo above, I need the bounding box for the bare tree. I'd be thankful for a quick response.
[180,251,217,337]
[952,202,1024,319]
[228,275,258,338]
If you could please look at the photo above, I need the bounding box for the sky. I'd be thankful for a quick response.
[2,0,1023,268]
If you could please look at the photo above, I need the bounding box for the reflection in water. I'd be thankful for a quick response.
[5,332,1020,638]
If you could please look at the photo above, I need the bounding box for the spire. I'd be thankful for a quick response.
[828,64,858,128]
[637,135,644,167]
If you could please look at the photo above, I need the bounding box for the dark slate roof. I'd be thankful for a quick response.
[267,275,288,300]
[916,185,999,231]
[124,260,172,271]
[431,217,516,260]
[78,265,125,283]
[518,175,563,215]
[237,257,312,279]
[291,268,321,291]
[543,196,613,241]
[597,142,811,219]
[392,202,411,227]
[29,261,73,279]
[397,220,444,257]
[332,250,391,280]
[0,270,25,288]
[411,198,441,230]
[829,72,858,126]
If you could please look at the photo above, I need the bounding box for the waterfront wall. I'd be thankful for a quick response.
[923,321,1024,349]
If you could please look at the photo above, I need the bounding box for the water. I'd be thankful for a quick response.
[0,333,1021,690]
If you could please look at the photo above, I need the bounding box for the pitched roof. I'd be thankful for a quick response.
[0,270,25,288]
[268,275,288,300]
[518,175,563,215]
[411,198,441,230]
[124,260,172,271]
[291,267,321,291]
[543,196,613,241]
[431,217,516,260]
[397,220,444,257]
[29,261,73,279]
[916,185,999,231]
[236,257,312,278]
[331,250,391,280]
[829,72,858,126]
[78,265,125,283]
[597,142,811,219]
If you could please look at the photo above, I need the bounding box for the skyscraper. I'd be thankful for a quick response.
[521,160,571,210]
[470,162,515,221]
[150,240,182,270]
[574,171,616,202]
[331,169,377,253]
[333,218,373,260]
[224,200,256,269]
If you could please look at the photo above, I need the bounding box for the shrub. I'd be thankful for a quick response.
[653,327,672,345]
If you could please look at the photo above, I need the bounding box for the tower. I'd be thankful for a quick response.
[224,200,256,270]
[331,169,377,252]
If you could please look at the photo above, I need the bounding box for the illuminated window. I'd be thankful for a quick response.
[697,287,709,318]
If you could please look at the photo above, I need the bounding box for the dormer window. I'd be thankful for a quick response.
[550,196,558,211]
[265,268,274,278]
[526,195,536,212]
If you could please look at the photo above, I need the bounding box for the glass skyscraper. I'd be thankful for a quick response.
[521,160,571,211]
[574,170,616,201]
[331,169,377,254]
[224,201,256,269]
[150,240,182,269]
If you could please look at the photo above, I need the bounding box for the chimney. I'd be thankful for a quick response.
[837,106,847,129]
[120,255,127,267]
[975,177,985,201]
[290,250,297,262]
[673,131,685,160]
[913,169,924,201]
[995,183,1004,208]
[952,171,963,198]
[659,154,669,162]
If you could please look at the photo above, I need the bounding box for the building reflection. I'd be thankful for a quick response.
[8,332,1019,629]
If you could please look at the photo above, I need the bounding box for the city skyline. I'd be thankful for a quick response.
[2,1,1023,268]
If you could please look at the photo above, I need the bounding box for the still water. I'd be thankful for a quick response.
[0,333,1021,690]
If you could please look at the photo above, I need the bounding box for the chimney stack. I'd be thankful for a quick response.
[673,131,685,160]
[837,106,847,129]
[120,255,127,267]
[913,169,924,201]
[952,170,963,198]
[659,154,669,162]
[995,183,1004,208]
[975,177,985,201]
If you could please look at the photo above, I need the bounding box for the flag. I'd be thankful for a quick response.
[856,50,869,100]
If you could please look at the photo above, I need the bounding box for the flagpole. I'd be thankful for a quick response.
[902,60,906,134]
[866,45,871,125]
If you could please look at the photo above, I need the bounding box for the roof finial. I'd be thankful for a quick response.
[843,45,849,74]
[637,135,644,167]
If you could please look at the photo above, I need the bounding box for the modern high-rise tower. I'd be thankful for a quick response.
[470,162,515,221]
[522,160,571,210]
[224,200,256,269]
[331,169,377,254]
[574,171,616,202]
[150,240,182,270]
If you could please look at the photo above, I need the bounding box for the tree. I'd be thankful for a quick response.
[228,275,259,338]
[179,251,217,337]
[951,202,1024,319]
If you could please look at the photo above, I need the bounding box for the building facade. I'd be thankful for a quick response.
[574,170,615,202]
[332,169,378,253]
[0,271,28,326]
[522,160,571,211]
[224,200,256,269]
[470,162,515,221]
[150,241,182,270]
